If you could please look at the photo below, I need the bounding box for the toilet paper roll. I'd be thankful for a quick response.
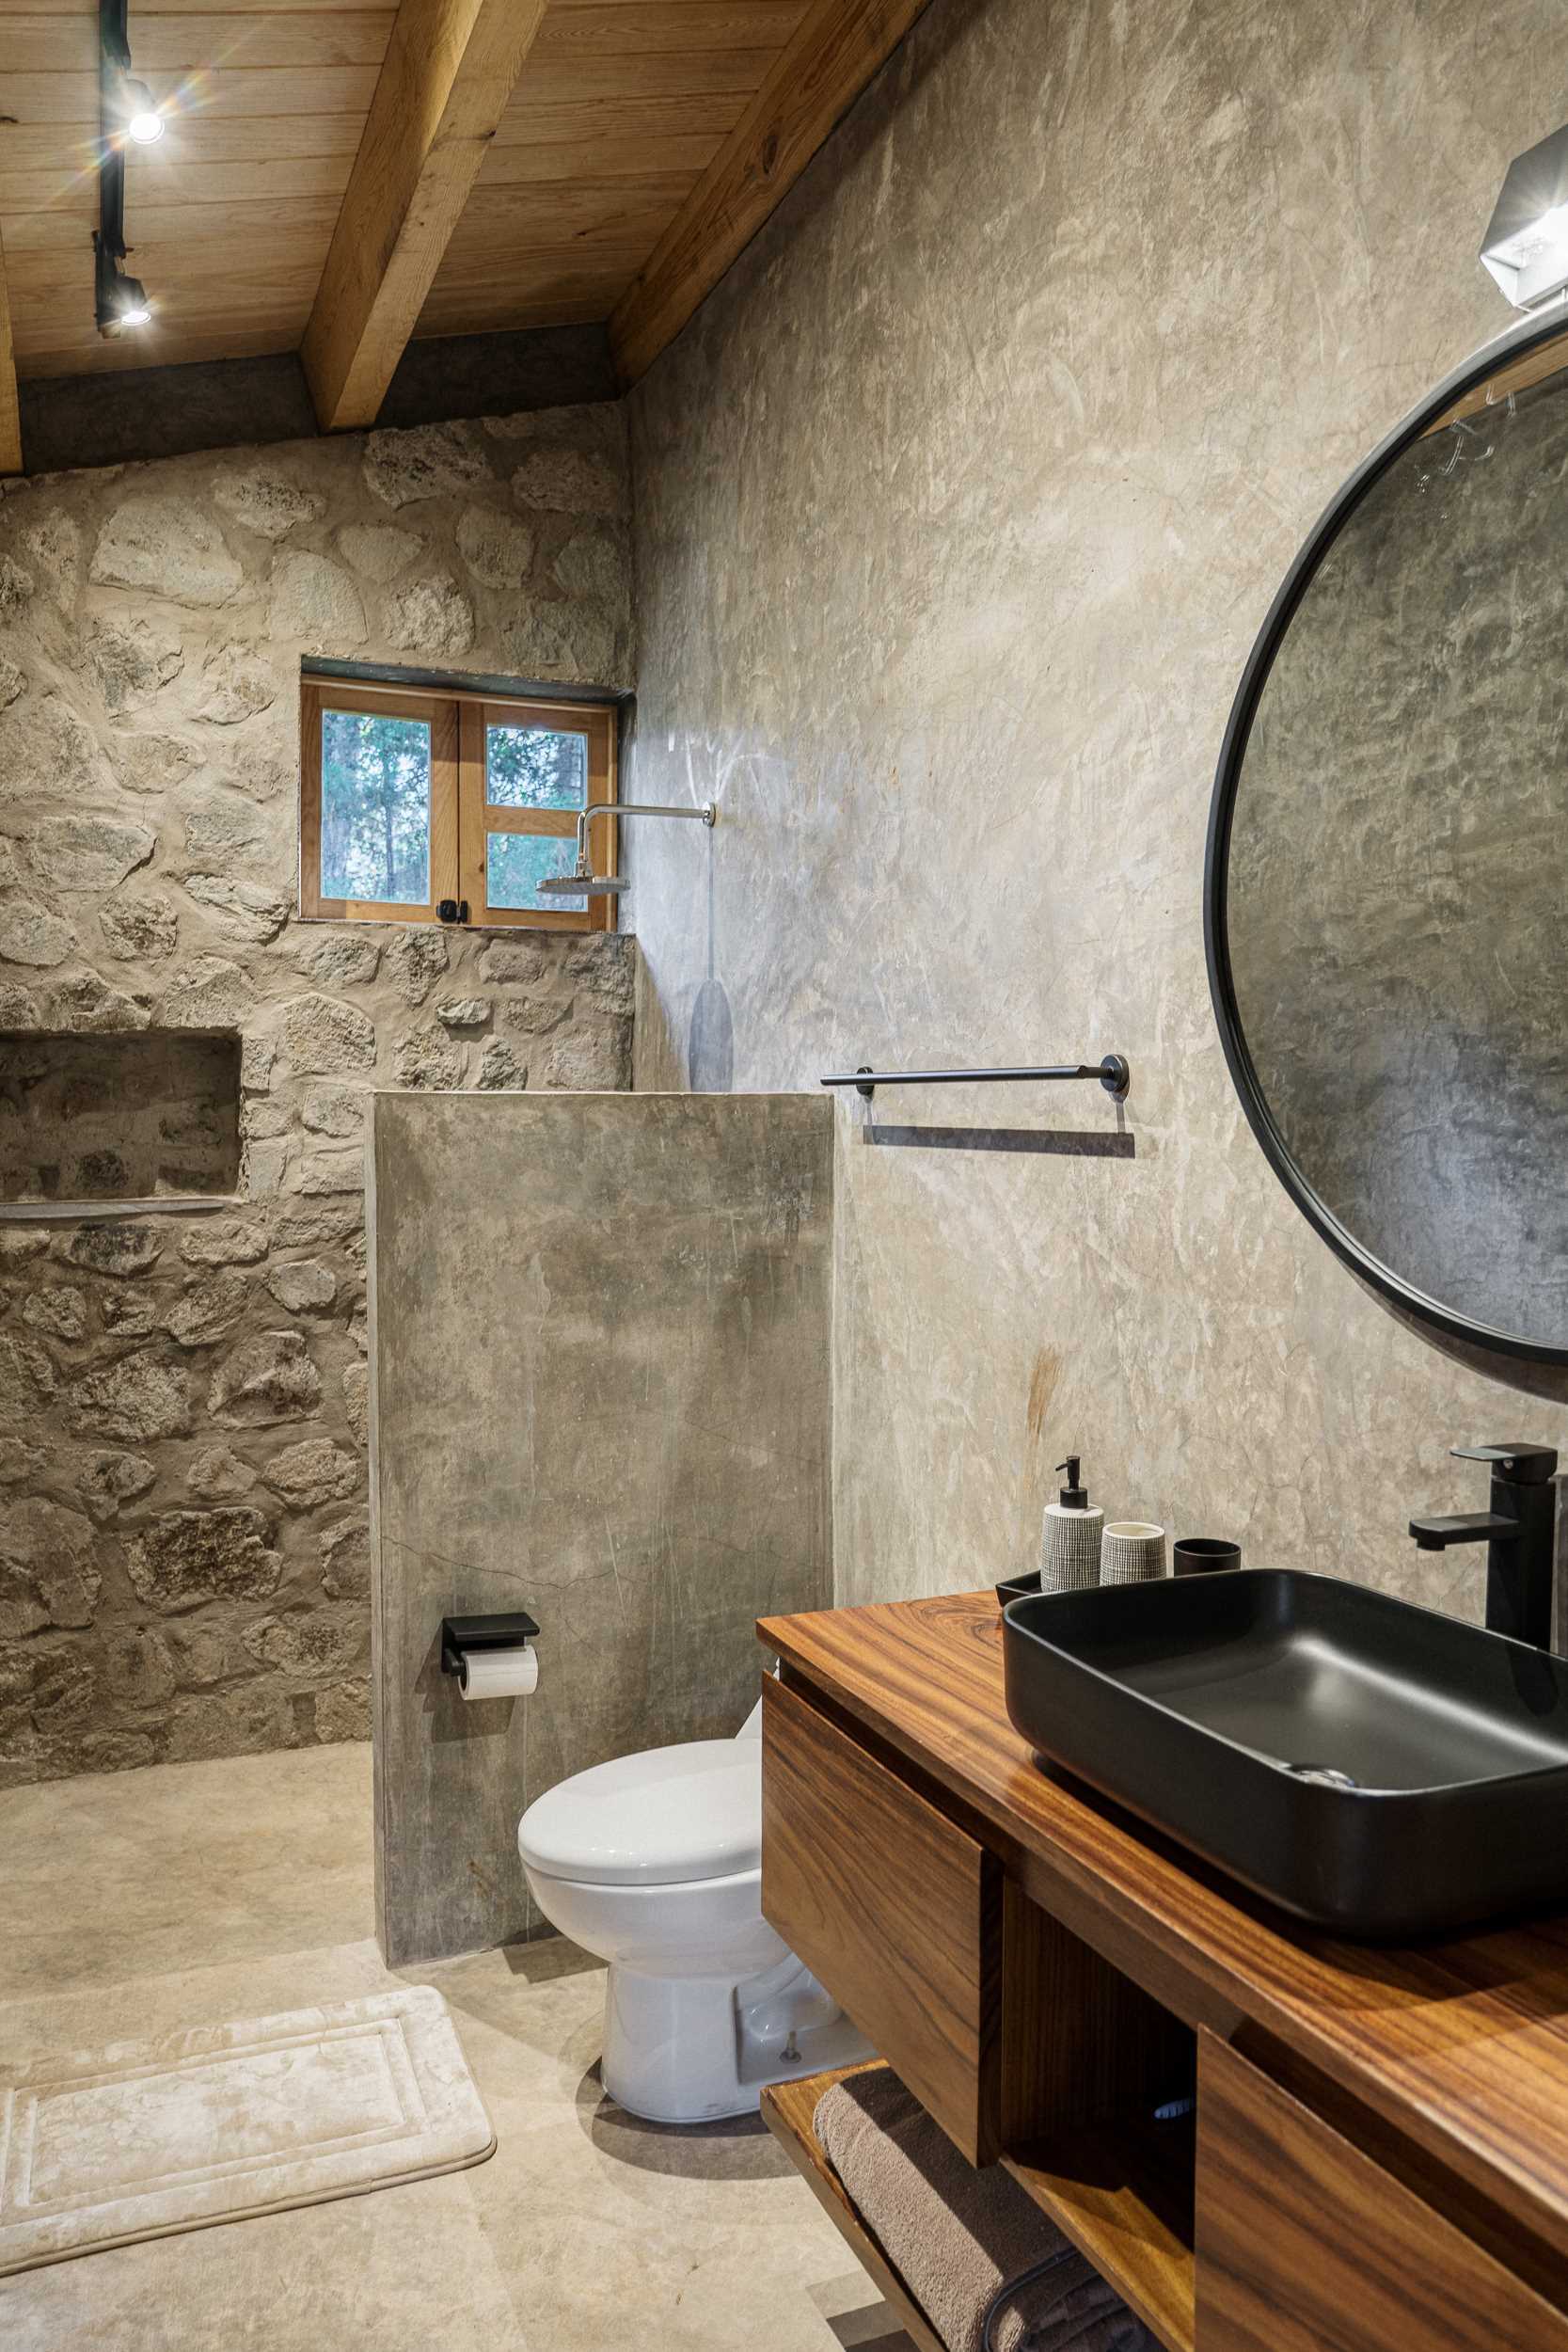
[459,1644,538,1700]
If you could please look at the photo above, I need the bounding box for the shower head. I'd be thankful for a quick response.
[538,799,715,904]
[538,870,629,898]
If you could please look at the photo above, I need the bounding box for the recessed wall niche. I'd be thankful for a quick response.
[0,1030,242,1209]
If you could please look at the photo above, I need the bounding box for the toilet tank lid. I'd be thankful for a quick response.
[517,1740,761,1887]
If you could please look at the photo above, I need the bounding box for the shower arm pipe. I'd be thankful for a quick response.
[821,1057,1130,1103]
[571,800,715,875]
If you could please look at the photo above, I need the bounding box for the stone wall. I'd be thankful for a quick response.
[626,0,1568,1613]
[0,402,635,1787]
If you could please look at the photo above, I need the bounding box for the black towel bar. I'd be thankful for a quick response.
[820,1057,1129,1103]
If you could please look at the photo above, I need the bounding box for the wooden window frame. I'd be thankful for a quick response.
[300,677,618,934]
[458,694,617,934]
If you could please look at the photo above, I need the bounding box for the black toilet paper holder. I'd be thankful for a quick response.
[439,1611,541,1677]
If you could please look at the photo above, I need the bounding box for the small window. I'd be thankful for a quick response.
[299,679,618,931]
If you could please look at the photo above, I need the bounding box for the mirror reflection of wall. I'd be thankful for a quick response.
[1221,340,1568,1358]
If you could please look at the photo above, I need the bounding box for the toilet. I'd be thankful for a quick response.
[517,1700,870,2122]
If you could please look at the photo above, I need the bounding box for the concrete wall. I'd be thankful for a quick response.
[0,405,634,1787]
[626,0,1568,1615]
[369,1090,832,1965]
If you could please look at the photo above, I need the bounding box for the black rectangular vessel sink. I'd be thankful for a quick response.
[1002,1569,1568,1938]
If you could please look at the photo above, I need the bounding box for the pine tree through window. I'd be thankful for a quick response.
[300,677,618,933]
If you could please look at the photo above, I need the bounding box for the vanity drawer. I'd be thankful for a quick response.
[1196,2033,1568,2352]
[761,1675,1000,2163]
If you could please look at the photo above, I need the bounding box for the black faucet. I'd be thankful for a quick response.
[1409,1444,1560,1649]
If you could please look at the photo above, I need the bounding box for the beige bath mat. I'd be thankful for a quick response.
[0,1985,495,2275]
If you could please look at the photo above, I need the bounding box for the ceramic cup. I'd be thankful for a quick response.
[1101,1521,1167,1584]
[1173,1536,1242,1576]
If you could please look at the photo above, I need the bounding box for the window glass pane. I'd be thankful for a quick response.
[485,723,587,811]
[320,710,431,904]
[486,832,587,913]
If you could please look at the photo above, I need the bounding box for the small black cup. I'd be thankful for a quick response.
[1173,1537,1241,1577]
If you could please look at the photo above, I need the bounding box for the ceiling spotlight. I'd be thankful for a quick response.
[94,234,152,333]
[122,80,164,144]
[1482,124,1568,310]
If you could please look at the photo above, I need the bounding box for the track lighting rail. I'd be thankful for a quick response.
[95,0,159,336]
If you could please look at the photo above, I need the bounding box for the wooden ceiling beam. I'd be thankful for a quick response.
[0,228,22,474]
[300,0,549,432]
[609,0,934,387]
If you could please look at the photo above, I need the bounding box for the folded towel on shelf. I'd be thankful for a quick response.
[814,2071,1157,2352]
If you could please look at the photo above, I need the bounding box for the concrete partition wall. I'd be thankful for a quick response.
[368,1089,832,1965]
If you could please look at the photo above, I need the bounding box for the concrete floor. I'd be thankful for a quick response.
[0,1741,911,2352]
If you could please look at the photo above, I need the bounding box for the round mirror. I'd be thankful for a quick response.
[1207,313,1568,1364]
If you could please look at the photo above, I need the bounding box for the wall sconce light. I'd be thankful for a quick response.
[96,0,158,335]
[1481,123,1568,310]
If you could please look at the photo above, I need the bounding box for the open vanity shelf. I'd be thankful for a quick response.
[1002,2110,1196,2350]
[757,1591,1568,2352]
[764,2058,1196,2352]
[762,2065,947,2352]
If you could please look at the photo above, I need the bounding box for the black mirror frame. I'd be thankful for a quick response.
[1204,306,1568,1367]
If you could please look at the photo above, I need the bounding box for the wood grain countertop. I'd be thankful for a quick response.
[758,1589,1568,2275]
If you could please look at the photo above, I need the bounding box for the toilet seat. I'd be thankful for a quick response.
[517,1739,761,1888]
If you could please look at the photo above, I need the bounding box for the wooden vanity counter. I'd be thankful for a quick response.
[757,1589,1568,2352]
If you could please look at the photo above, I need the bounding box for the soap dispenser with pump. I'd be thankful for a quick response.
[1039,1455,1104,1593]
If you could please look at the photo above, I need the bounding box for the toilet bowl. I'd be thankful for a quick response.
[517,1704,869,2122]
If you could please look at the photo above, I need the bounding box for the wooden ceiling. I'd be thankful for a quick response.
[0,0,932,470]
